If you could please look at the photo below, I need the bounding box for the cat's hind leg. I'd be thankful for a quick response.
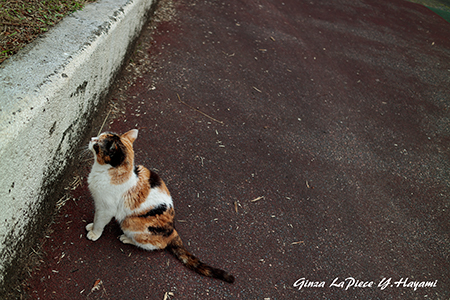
[119,234,136,245]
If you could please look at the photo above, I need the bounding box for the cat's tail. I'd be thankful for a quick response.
[166,231,235,283]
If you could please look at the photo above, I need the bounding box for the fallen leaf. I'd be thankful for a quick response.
[91,279,103,292]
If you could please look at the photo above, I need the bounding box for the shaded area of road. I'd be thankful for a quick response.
[26,0,449,299]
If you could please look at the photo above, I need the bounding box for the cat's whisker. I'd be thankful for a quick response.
[79,153,93,161]
[75,144,90,152]
[76,145,94,160]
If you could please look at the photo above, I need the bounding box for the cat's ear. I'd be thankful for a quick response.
[122,129,138,143]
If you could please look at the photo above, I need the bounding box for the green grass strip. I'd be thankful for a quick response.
[426,5,450,22]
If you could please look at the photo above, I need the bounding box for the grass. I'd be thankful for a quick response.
[409,0,450,22]
[0,0,96,64]
[409,0,450,11]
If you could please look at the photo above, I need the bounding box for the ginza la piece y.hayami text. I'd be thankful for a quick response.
[293,277,438,291]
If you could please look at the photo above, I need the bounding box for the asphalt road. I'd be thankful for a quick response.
[26,0,449,299]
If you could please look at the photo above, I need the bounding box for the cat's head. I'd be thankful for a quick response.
[89,129,138,167]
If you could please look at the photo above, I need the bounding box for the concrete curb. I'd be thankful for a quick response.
[0,0,155,288]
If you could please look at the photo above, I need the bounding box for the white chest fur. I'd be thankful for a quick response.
[87,161,138,220]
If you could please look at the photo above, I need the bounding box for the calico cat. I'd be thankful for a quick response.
[86,129,234,283]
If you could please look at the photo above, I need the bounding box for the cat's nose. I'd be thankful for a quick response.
[91,137,99,143]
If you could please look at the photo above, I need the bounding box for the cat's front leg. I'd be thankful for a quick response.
[86,223,104,241]
[86,210,113,241]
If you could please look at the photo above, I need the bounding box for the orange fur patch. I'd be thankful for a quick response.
[149,207,175,227]
[120,216,149,232]
[121,207,175,232]
[109,162,133,184]
[123,165,151,210]
[133,229,177,249]
[121,207,175,249]
[96,155,107,165]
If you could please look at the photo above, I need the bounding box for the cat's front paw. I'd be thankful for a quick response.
[87,230,102,241]
[86,223,94,231]
[86,223,102,241]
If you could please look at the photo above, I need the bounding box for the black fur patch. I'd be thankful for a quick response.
[134,166,140,175]
[93,144,100,154]
[149,170,162,188]
[103,135,126,167]
[148,225,174,237]
[139,204,167,218]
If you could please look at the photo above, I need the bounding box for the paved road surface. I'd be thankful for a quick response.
[26,0,449,299]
